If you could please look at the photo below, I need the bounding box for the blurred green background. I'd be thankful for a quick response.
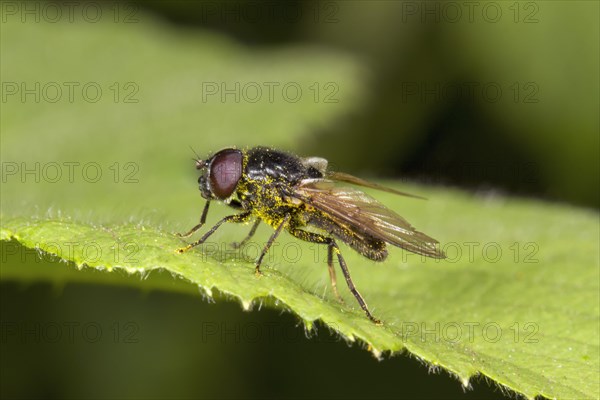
[1,1,598,399]
[139,0,599,208]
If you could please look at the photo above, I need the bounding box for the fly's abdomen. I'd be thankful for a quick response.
[306,211,388,262]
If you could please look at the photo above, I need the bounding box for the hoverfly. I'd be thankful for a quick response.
[177,146,445,324]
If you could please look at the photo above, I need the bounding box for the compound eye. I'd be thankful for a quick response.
[209,149,243,199]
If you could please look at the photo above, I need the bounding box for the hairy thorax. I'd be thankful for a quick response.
[236,178,302,228]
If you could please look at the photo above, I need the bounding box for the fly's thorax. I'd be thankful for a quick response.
[235,176,302,228]
[244,147,317,184]
[236,176,286,208]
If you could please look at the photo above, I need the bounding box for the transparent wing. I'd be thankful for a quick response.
[293,180,445,259]
[327,171,426,200]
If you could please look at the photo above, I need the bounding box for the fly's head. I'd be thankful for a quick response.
[196,148,244,201]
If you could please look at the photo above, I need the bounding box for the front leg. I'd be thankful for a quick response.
[177,201,211,238]
[177,211,252,253]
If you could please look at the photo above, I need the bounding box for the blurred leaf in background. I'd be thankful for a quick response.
[138,0,599,207]
[1,2,365,224]
[300,1,599,207]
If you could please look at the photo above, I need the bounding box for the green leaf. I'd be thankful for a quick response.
[2,191,599,400]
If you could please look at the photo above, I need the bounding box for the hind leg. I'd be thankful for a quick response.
[287,226,381,324]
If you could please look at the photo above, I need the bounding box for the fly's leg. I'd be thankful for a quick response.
[326,245,345,304]
[177,211,251,253]
[231,219,261,249]
[176,201,210,238]
[287,228,341,302]
[287,227,381,325]
[334,242,382,325]
[254,215,290,277]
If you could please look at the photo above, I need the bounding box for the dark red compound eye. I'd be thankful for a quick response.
[209,149,243,199]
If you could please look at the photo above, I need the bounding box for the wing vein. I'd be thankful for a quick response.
[293,180,445,259]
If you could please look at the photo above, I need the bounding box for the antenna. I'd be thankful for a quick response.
[189,145,206,169]
[189,145,202,161]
